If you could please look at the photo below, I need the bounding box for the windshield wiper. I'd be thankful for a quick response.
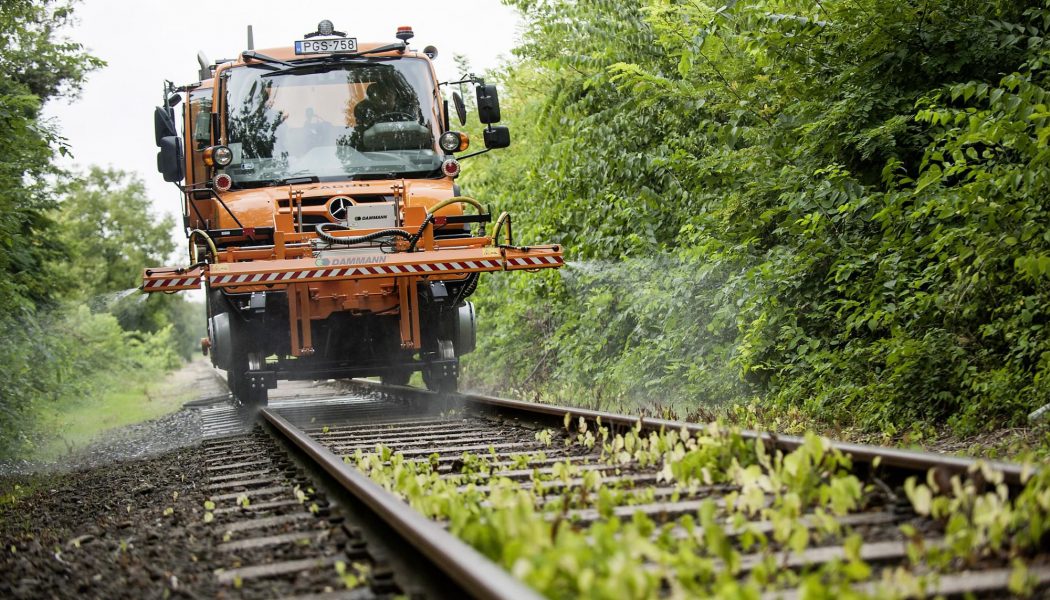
[345,42,408,58]
[240,51,293,68]
[261,58,370,77]
[259,43,409,77]
[279,174,320,185]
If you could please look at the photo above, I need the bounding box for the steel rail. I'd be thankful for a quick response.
[348,380,1030,485]
[259,407,545,600]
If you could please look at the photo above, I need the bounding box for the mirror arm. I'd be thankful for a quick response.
[178,181,245,229]
[457,148,492,161]
[179,183,207,226]
[440,74,485,87]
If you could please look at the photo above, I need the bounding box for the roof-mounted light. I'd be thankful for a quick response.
[304,20,345,38]
[396,26,414,42]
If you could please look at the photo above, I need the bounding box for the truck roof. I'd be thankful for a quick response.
[230,44,427,67]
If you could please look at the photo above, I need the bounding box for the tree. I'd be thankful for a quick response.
[0,0,104,456]
[57,167,176,296]
[0,0,103,312]
[57,166,204,356]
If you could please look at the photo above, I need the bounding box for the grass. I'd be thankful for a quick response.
[27,362,197,461]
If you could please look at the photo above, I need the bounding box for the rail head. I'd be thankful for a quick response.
[347,379,1030,486]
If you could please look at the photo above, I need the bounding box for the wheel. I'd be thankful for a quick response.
[209,291,269,407]
[228,352,268,407]
[423,339,458,393]
[423,367,458,393]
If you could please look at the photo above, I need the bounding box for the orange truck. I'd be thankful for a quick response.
[144,20,563,405]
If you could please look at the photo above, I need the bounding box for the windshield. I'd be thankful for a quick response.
[223,58,441,185]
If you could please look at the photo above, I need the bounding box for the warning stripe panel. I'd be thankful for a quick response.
[208,257,555,287]
[505,255,563,268]
[142,274,202,291]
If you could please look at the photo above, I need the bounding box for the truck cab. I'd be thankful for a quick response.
[145,21,562,405]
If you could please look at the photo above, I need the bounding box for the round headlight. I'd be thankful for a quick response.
[213,145,233,167]
[439,131,462,153]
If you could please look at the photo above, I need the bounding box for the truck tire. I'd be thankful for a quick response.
[209,291,267,407]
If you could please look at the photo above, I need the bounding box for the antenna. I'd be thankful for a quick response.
[247,25,254,51]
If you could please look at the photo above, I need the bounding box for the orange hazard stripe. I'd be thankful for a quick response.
[206,254,563,288]
[141,268,203,292]
[141,275,200,292]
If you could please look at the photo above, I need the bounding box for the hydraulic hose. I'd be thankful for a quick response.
[315,223,413,246]
[451,272,480,307]
[188,229,218,264]
[491,211,513,247]
[317,196,487,251]
[428,196,486,215]
[407,196,488,252]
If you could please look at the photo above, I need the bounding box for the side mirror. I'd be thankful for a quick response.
[154,106,177,146]
[483,126,510,149]
[476,84,501,124]
[157,136,184,182]
[451,91,467,126]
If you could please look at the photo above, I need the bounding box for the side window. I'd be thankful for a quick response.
[191,93,212,150]
[186,90,212,185]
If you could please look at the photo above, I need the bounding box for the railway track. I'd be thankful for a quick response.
[213,381,1049,598]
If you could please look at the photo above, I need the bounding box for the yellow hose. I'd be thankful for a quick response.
[427,196,486,215]
[424,196,491,240]
[188,229,218,264]
[492,211,512,246]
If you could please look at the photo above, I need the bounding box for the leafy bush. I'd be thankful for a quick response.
[463,0,1050,433]
[0,306,181,457]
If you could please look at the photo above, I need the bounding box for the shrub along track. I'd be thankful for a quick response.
[257,381,1050,599]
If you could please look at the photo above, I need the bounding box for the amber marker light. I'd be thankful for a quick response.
[203,145,233,167]
[438,131,470,153]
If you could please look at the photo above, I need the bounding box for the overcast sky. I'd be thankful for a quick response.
[44,0,522,248]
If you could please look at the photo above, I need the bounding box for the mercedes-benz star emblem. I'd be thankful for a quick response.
[329,197,351,220]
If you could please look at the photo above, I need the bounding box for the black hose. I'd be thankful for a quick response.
[406,213,436,252]
[450,272,480,307]
[315,223,413,246]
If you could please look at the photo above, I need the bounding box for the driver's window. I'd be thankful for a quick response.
[191,95,212,150]
[186,90,212,185]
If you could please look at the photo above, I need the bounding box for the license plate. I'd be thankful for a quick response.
[294,38,358,55]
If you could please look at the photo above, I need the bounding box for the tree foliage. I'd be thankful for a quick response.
[56,167,204,357]
[0,3,198,457]
[0,0,102,312]
[462,0,1050,433]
